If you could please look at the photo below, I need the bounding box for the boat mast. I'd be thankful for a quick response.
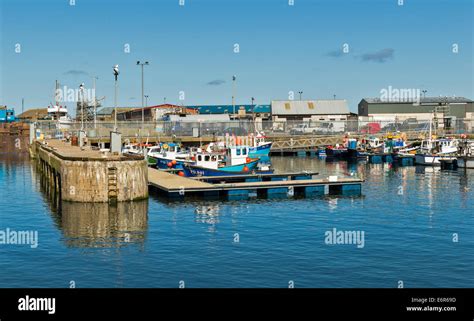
[55,80,59,124]
[429,112,433,146]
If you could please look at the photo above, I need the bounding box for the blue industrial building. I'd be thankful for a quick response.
[187,104,271,116]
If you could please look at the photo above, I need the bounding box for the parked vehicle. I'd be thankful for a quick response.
[381,123,401,133]
[360,123,381,134]
[290,122,338,135]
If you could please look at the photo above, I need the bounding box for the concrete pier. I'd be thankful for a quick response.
[32,140,148,202]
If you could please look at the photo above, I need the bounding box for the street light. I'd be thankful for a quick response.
[422,90,428,99]
[79,83,84,130]
[298,91,303,101]
[113,64,119,131]
[232,75,236,117]
[251,97,256,129]
[137,61,150,128]
[145,95,149,107]
[92,76,98,129]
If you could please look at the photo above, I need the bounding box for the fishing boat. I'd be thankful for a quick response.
[182,159,261,177]
[146,145,162,166]
[182,145,264,177]
[415,138,458,166]
[325,145,348,159]
[48,81,73,130]
[452,139,474,169]
[153,143,192,170]
[345,138,369,160]
[248,132,272,158]
[122,143,152,155]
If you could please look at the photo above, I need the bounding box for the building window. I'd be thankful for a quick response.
[285,103,291,110]
[308,102,315,109]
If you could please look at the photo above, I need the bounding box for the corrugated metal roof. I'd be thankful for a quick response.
[96,107,136,115]
[166,114,231,122]
[187,104,271,114]
[271,100,350,115]
[362,97,473,104]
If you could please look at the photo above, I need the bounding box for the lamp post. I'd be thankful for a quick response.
[145,95,149,107]
[113,64,119,132]
[422,90,427,99]
[79,83,84,130]
[232,75,236,117]
[251,97,255,131]
[137,61,149,128]
[298,91,303,101]
[92,76,98,129]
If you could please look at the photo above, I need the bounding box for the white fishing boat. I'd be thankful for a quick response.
[456,139,474,168]
[49,81,73,130]
[414,115,458,166]
[152,143,193,169]
[415,139,458,166]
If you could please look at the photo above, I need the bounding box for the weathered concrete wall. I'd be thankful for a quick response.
[60,158,148,202]
[0,123,30,160]
[35,142,148,202]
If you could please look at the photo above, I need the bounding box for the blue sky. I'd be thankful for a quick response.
[1,0,473,114]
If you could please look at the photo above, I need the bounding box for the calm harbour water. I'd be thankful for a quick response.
[1,155,473,288]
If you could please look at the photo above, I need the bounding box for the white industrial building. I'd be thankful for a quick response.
[271,100,357,122]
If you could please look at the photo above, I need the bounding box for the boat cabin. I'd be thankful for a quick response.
[226,146,251,166]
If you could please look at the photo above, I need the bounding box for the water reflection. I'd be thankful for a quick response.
[59,201,148,248]
[195,204,221,225]
[29,155,149,248]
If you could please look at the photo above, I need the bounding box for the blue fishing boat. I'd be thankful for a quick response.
[182,159,261,177]
[248,142,272,157]
[181,145,268,177]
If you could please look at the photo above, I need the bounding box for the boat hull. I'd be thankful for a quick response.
[155,157,191,170]
[347,148,368,160]
[415,154,458,166]
[249,142,272,158]
[415,154,441,166]
[325,148,349,159]
[457,157,474,169]
[182,159,260,177]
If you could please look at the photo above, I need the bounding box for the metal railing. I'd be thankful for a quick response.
[33,118,474,140]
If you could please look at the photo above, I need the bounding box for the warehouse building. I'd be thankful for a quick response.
[116,104,198,121]
[358,97,474,121]
[270,100,357,121]
[96,107,135,122]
